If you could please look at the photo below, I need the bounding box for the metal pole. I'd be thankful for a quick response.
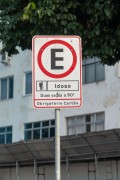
[66,157,70,180]
[95,155,99,180]
[116,160,118,180]
[55,109,61,180]
[34,159,38,180]
[16,161,20,180]
[43,167,45,180]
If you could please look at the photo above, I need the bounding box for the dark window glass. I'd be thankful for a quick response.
[0,127,5,133]
[33,130,40,139]
[42,128,48,138]
[42,121,49,127]
[96,62,105,81]
[25,123,32,129]
[51,120,55,126]
[0,135,5,144]
[0,52,2,61]
[34,122,40,128]
[9,77,13,98]
[50,127,55,137]
[82,66,85,84]
[7,126,12,132]
[86,64,95,83]
[0,77,14,100]
[25,131,32,140]
[6,133,12,144]
[86,124,91,132]
[2,53,6,60]
[86,115,91,132]
[1,79,7,100]
[86,115,91,122]
[25,72,32,94]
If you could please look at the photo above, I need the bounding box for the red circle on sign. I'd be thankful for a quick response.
[37,40,77,78]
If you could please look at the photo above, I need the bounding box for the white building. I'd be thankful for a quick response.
[0,47,120,180]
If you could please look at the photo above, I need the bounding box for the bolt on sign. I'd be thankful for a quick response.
[32,36,82,108]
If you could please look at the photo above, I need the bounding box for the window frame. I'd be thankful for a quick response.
[0,126,12,144]
[0,51,6,61]
[67,112,105,135]
[24,71,32,95]
[0,76,14,101]
[82,57,105,84]
[24,120,55,141]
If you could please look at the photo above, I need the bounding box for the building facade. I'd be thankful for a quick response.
[0,49,120,143]
[0,48,120,180]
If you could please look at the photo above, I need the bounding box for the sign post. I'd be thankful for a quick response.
[32,36,82,180]
[55,109,60,180]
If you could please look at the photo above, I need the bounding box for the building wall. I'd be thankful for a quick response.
[0,50,120,142]
[0,160,119,180]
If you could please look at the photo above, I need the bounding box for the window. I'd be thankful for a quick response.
[25,120,55,141]
[67,112,105,135]
[25,71,32,95]
[82,57,105,84]
[86,115,91,133]
[0,126,12,144]
[0,43,6,61]
[0,76,14,100]
[0,51,6,61]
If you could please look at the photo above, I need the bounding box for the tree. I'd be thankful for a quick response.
[0,0,120,65]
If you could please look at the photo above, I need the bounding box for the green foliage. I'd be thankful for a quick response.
[0,0,120,65]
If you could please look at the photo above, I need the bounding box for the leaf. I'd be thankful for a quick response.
[22,13,30,21]
[46,9,53,16]
[104,7,111,18]
[95,25,100,35]
[26,2,36,10]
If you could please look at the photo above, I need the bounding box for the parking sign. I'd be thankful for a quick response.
[32,36,82,108]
